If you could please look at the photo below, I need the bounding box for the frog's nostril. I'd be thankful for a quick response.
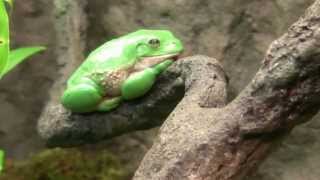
[171,42,178,46]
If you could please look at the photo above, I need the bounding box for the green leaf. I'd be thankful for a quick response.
[0,0,45,78]
[3,0,13,7]
[1,46,46,76]
[0,0,10,78]
[0,149,4,174]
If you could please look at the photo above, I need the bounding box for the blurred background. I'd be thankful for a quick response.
[0,0,319,179]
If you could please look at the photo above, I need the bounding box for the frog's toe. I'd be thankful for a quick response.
[61,84,102,113]
[97,97,122,112]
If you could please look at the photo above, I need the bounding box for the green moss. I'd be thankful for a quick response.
[0,148,127,180]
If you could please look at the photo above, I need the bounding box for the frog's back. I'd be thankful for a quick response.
[67,38,133,86]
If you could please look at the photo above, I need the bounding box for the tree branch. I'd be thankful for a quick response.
[38,56,228,147]
[133,1,320,179]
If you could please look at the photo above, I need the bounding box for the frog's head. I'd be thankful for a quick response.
[124,29,184,70]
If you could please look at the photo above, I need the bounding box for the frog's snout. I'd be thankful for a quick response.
[172,39,184,51]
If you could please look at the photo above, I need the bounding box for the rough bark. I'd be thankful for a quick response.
[134,1,320,179]
[37,0,320,179]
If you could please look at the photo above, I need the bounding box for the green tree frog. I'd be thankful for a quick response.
[61,29,184,113]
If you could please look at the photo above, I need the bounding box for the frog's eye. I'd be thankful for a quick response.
[148,39,160,48]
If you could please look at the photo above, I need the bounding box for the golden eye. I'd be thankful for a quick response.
[148,39,160,48]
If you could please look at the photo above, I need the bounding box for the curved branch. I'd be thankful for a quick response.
[37,55,228,147]
[134,1,320,179]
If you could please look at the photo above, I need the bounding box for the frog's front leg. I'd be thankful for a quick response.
[152,59,173,75]
[121,60,173,100]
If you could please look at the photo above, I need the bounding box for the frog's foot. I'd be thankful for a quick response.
[152,60,173,75]
[97,97,122,112]
[62,84,102,113]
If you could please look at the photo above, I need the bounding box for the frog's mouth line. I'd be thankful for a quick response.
[135,53,180,70]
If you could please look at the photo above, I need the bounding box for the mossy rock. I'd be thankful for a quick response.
[0,148,127,180]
